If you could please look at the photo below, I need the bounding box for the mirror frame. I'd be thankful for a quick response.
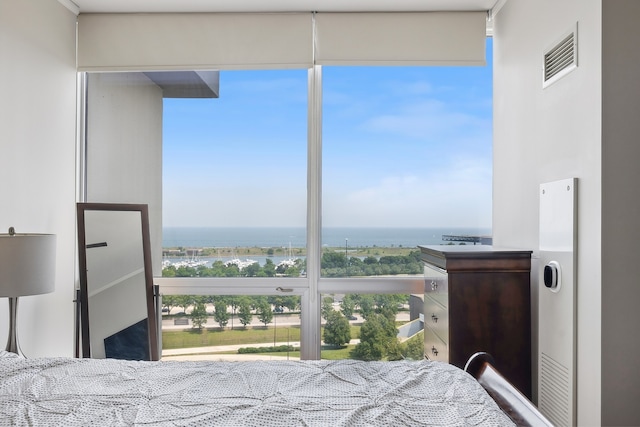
[77,202,159,360]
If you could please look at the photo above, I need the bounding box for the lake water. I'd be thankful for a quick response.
[162,226,492,249]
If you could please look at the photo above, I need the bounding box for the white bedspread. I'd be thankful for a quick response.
[0,351,515,426]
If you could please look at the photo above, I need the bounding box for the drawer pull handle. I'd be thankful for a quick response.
[431,314,438,323]
[431,346,439,356]
[431,281,438,291]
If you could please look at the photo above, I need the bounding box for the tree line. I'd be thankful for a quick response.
[162,295,300,330]
[321,250,422,277]
[161,250,423,278]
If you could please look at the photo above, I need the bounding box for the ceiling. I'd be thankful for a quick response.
[65,0,503,14]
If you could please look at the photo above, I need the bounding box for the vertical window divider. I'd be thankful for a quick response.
[300,64,322,360]
[76,72,88,204]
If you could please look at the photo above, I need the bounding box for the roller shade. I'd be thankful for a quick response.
[314,12,486,66]
[77,13,314,71]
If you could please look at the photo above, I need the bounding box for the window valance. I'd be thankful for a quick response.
[314,12,486,66]
[77,11,486,71]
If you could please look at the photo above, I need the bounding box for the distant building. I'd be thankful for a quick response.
[442,235,493,245]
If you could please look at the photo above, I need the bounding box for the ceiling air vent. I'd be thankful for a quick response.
[543,23,578,88]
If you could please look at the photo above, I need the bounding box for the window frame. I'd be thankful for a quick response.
[153,65,423,360]
[79,64,458,360]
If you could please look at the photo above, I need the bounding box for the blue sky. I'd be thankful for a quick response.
[163,39,493,229]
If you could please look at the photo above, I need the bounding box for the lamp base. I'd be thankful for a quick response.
[5,296,25,357]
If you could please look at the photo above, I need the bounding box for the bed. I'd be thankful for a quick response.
[0,351,550,426]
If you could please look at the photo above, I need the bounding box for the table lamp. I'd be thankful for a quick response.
[0,227,56,356]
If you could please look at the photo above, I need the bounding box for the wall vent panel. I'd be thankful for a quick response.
[539,178,577,426]
[543,23,578,88]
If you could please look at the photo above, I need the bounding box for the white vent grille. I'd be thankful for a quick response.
[540,352,571,427]
[543,24,578,87]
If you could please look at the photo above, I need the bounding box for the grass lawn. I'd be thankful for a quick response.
[162,325,302,349]
[321,345,356,359]
[163,325,361,350]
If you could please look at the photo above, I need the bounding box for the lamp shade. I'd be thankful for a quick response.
[0,233,56,297]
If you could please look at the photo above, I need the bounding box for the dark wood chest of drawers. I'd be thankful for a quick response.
[419,245,532,398]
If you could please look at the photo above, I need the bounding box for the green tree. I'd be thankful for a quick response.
[357,294,375,320]
[349,340,380,361]
[238,299,253,328]
[374,294,401,319]
[263,259,276,277]
[283,265,301,277]
[189,302,208,330]
[243,262,261,277]
[251,296,268,310]
[162,265,176,277]
[176,266,197,277]
[401,331,424,360]
[350,313,399,361]
[208,260,227,277]
[281,295,300,312]
[321,296,334,320]
[347,257,365,276]
[176,295,193,314]
[323,310,351,347]
[268,296,286,312]
[321,252,347,269]
[213,300,230,329]
[386,336,404,361]
[256,301,273,327]
[194,295,209,305]
[340,295,356,318]
[224,264,241,277]
[161,295,177,315]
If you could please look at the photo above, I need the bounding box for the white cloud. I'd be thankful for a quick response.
[361,99,490,141]
[323,156,492,228]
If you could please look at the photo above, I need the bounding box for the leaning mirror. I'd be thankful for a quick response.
[77,203,158,360]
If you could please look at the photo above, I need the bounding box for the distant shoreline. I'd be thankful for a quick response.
[162,245,419,259]
[162,226,491,250]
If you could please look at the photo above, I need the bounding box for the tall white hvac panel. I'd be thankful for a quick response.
[539,178,577,426]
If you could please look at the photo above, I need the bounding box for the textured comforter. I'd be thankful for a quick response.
[0,352,514,426]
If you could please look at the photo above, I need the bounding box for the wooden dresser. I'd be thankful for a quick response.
[419,245,533,399]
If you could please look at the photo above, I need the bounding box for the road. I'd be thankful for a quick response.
[162,311,410,330]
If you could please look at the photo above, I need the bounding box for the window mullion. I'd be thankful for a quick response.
[300,65,322,360]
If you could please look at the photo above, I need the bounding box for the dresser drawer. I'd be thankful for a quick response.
[424,264,448,307]
[424,294,449,342]
[424,326,448,363]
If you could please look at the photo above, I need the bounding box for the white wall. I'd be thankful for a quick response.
[0,0,78,356]
[493,0,602,425]
[85,72,164,273]
[7,0,639,422]
[601,2,640,425]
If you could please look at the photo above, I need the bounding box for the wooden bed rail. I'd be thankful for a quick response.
[464,352,554,427]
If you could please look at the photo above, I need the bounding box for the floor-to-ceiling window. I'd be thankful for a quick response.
[160,69,309,360]
[81,38,492,362]
[162,69,308,278]
[318,61,493,360]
